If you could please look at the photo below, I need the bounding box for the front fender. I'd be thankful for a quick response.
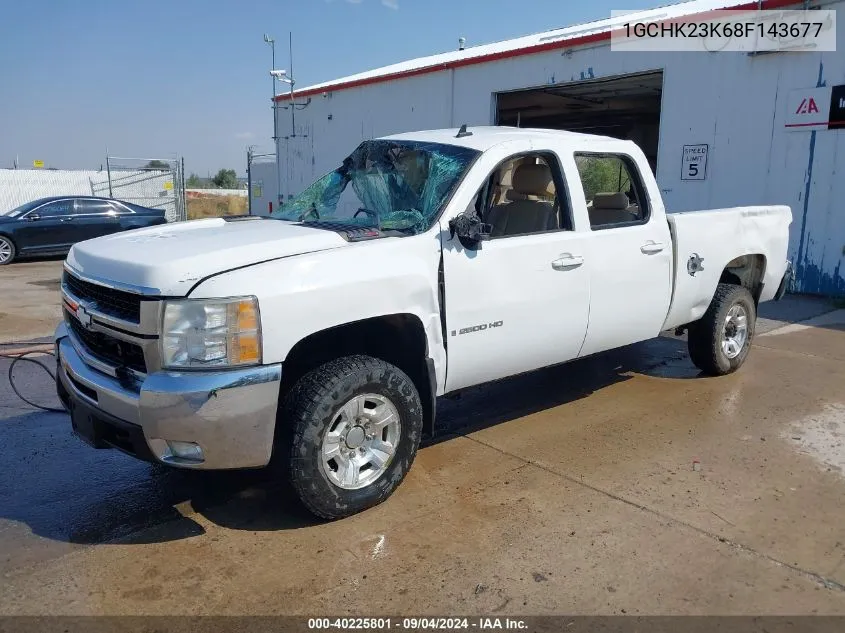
[188,232,447,393]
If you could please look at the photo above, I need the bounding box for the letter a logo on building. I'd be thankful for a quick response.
[796,97,820,115]
[786,87,832,130]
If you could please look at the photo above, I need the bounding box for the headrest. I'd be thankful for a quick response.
[512,163,553,197]
[591,192,629,210]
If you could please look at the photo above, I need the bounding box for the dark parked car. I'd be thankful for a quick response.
[0,196,167,265]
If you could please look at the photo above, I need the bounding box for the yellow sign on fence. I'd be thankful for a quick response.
[163,181,174,190]
[32,160,44,168]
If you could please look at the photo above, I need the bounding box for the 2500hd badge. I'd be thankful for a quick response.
[452,320,504,336]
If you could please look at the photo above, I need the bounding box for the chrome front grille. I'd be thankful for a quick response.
[64,308,147,373]
[62,271,147,323]
[61,267,161,377]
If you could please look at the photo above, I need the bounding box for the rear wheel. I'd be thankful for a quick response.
[688,283,756,376]
[0,236,15,265]
[283,355,423,519]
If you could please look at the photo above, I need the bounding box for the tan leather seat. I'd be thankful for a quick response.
[487,163,558,237]
[588,192,638,227]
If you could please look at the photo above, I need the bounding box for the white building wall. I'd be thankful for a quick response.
[248,160,279,215]
[277,1,845,295]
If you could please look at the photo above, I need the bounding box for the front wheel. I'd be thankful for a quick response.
[0,236,16,265]
[688,283,756,376]
[283,355,423,519]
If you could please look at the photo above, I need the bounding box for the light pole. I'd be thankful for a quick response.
[271,67,297,208]
[264,34,283,207]
[246,145,254,215]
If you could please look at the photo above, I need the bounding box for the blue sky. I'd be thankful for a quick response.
[0,0,660,176]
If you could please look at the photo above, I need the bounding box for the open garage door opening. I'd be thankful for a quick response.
[495,70,663,173]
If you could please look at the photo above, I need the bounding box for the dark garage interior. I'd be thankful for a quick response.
[495,70,664,172]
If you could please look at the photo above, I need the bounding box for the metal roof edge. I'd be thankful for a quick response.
[274,0,801,102]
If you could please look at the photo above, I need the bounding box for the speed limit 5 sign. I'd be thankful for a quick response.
[681,144,708,181]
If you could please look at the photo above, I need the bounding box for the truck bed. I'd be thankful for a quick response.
[663,205,792,331]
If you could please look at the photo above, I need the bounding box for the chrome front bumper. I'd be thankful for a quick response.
[54,322,282,470]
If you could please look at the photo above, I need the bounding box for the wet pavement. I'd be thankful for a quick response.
[1,299,845,615]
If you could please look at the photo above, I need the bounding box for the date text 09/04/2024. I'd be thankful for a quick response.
[307,617,528,630]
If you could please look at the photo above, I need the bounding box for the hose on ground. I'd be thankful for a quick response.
[0,350,67,413]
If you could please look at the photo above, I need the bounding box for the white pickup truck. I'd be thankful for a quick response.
[55,126,792,518]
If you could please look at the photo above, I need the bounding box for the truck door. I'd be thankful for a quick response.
[441,151,590,392]
[572,152,673,357]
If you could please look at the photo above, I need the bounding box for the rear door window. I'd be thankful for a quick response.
[75,200,115,215]
[574,153,650,229]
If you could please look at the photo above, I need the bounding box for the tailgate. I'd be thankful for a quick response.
[663,205,792,331]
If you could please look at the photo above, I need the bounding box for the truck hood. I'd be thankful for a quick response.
[66,217,348,296]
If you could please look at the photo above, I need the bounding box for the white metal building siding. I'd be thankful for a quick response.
[276,1,845,295]
[248,161,279,215]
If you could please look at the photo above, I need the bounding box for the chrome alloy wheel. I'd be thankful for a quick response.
[320,393,401,490]
[0,238,12,264]
[722,304,749,359]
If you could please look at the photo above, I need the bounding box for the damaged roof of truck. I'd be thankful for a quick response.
[381,126,621,151]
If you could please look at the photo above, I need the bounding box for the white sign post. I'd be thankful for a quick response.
[681,144,708,181]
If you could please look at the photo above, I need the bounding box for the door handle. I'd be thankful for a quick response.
[640,241,665,254]
[60,216,75,222]
[551,253,584,271]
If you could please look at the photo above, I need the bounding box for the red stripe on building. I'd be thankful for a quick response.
[275,0,801,102]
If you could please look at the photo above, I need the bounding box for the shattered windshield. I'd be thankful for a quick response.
[272,140,479,234]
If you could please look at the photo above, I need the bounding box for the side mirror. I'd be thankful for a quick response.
[27,213,41,222]
[448,213,491,250]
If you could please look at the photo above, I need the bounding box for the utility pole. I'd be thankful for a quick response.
[247,146,254,215]
[264,34,282,206]
[289,32,296,141]
[268,32,309,205]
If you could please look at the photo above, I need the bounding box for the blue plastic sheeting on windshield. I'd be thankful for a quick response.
[273,140,479,234]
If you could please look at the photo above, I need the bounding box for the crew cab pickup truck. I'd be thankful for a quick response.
[55,126,792,519]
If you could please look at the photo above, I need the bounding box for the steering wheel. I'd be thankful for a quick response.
[354,208,377,219]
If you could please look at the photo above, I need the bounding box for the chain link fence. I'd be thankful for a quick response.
[98,157,186,223]
[0,156,186,223]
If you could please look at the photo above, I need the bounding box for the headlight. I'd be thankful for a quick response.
[161,297,261,369]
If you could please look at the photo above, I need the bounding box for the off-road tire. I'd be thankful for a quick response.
[688,283,756,376]
[283,355,423,519]
[0,236,16,265]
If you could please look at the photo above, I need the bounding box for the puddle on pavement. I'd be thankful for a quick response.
[783,403,845,476]
[641,354,701,379]
[27,279,61,289]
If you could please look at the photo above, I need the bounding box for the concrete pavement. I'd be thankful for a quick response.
[0,258,64,344]
[1,299,845,615]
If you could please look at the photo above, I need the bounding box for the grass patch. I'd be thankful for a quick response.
[187,195,248,220]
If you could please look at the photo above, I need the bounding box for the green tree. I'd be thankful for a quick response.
[211,168,239,189]
[186,173,203,188]
[144,159,170,170]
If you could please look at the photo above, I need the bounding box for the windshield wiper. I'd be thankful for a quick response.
[353,208,378,220]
